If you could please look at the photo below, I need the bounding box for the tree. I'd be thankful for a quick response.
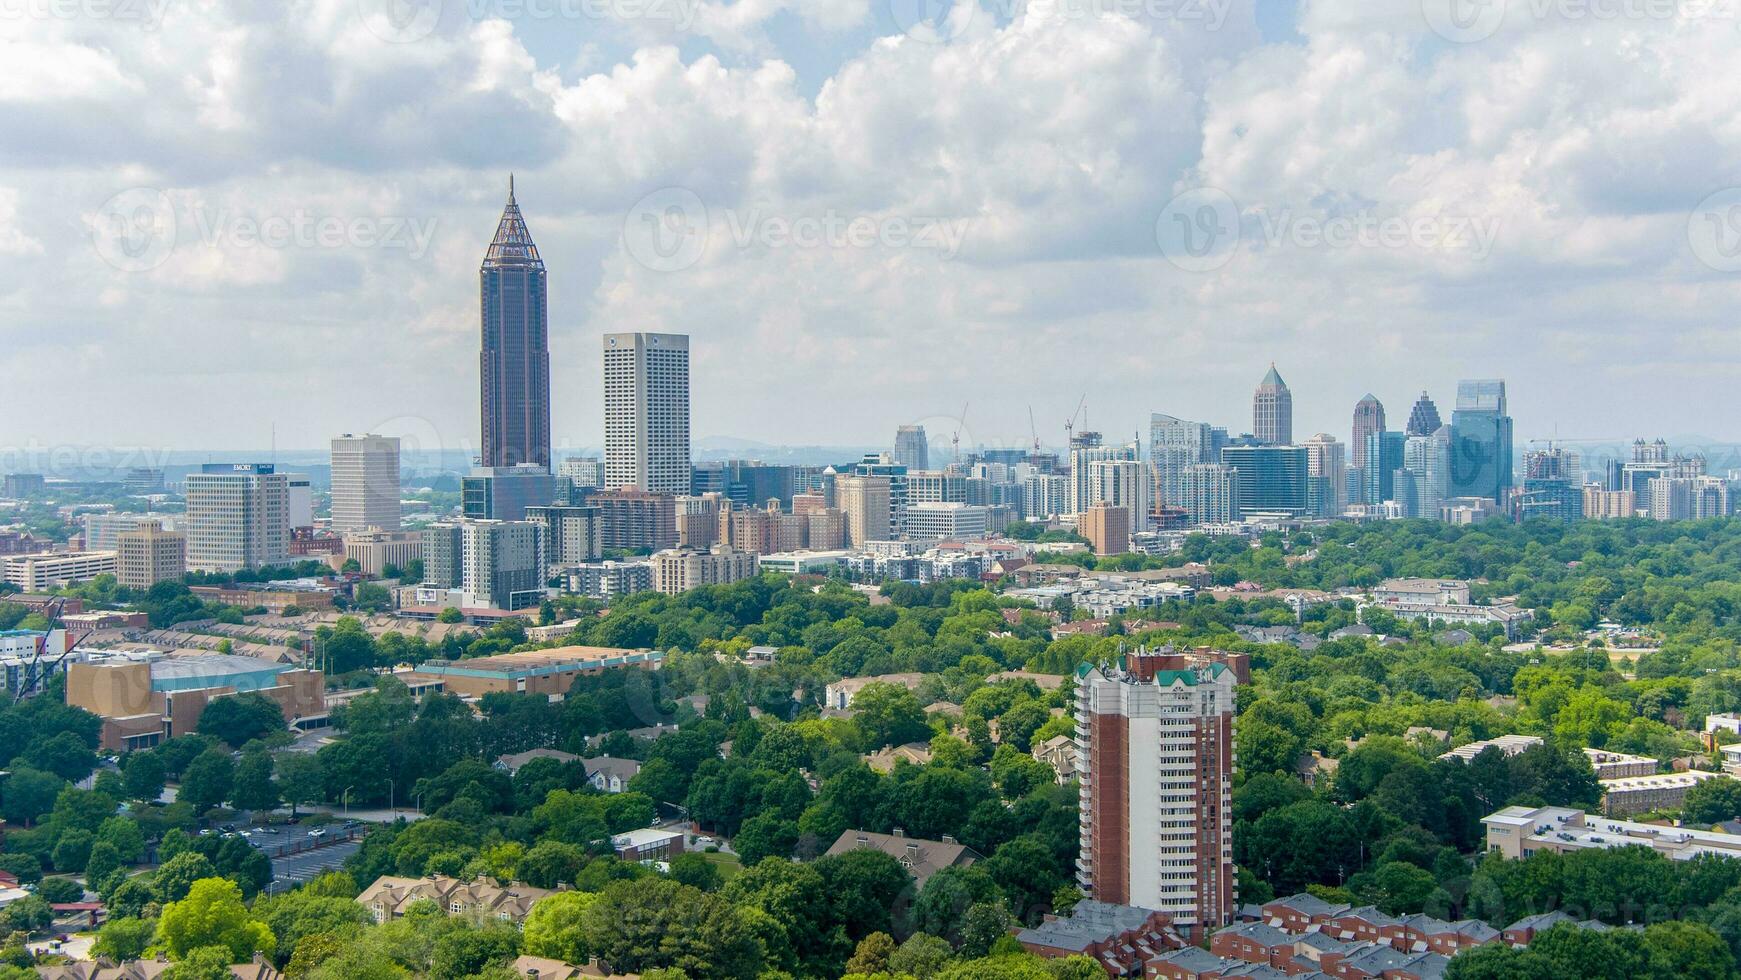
[1684,777,1741,825]
[275,753,325,816]
[37,877,84,903]
[197,693,286,748]
[96,815,147,863]
[23,731,98,782]
[0,895,52,935]
[437,607,464,624]
[430,922,521,980]
[814,849,913,942]
[123,751,168,802]
[1372,861,1438,915]
[180,747,236,814]
[52,828,94,873]
[163,946,238,980]
[84,841,123,886]
[851,683,931,750]
[669,853,723,892]
[0,767,64,825]
[888,933,953,980]
[155,851,220,904]
[523,891,597,966]
[231,750,280,812]
[845,932,896,974]
[93,916,156,961]
[582,878,765,980]
[516,841,585,889]
[733,813,799,866]
[157,877,276,961]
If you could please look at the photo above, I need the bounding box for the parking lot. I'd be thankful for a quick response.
[230,822,367,894]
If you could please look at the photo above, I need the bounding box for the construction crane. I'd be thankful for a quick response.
[1064,395,1087,446]
[952,403,970,464]
[9,595,89,704]
[1028,406,1041,456]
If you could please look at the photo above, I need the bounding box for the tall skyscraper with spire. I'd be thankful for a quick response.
[1351,394,1386,470]
[479,176,551,471]
[1405,391,1443,437]
[1252,364,1293,445]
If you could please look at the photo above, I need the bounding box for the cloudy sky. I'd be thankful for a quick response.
[2,0,1739,462]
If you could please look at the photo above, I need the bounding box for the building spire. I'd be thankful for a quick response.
[508,173,515,205]
[484,176,541,268]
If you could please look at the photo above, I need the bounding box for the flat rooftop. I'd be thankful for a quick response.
[416,645,662,678]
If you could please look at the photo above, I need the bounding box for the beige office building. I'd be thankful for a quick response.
[838,474,892,548]
[1081,502,1131,557]
[2,551,119,591]
[343,529,423,577]
[652,546,760,594]
[116,521,186,589]
[184,465,290,572]
[330,433,402,532]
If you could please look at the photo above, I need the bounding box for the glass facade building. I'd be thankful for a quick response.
[480,178,551,471]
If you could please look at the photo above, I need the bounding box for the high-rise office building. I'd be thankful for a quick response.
[1180,464,1239,525]
[604,333,691,495]
[1449,379,1514,505]
[183,464,289,573]
[525,505,603,574]
[463,465,557,522]
[893,426,930,471]
[83,513,174,553]
[460,519,545,611]
[1150,414,1217,509]
[124,468,165,494]
[1252,364,1293,446]
[1069,440,1139,516]
[1405,392,1443,437]
[1351,394,1386,471]
[284,473,314,531]
[1403,428,1452,519]
[850,455,908,537]
[558,457,605,490]
[1302,434,1346,518]
[1086,459,1150,532]
[1022,474,1066,521]
[1220,445,1309,515]
[116,520,186,589]
[1080,502,1131,556]
[1077,649,1238,936]
[1362,431,1407,506]
[330,433,402,532]
[837,474,892,547]
[480,178,551,470]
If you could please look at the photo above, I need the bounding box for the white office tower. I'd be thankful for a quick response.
[604,333,691,495]
[183,464,289,573]
[558,457,605,489]
[1069,441,1140,516]
[330,434,402,532]
[1302,434,1346,518]
[893,426,930,471]
[1403,428,1452,520]
[1086,459,1151,532]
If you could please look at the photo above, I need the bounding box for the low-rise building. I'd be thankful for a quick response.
[650,545,759,595]
[1,628,68,698]
[583,756,642,793]
[356,874,556,924]
[65,652,326,751]
[1600,770,1727,816]
[611,828,684,863]
[494,748,582,774]
[190,582,339,614]
[823,672,925,710]
[1583,748,1657,780]
[1017,901,1181,977]
[342,529,423,577]
[2,550,119,591]
[1484,803,1741,861]
[1033,733,1077,782]
[1437,734,1542,763]
[564,559,653,600]
[404,645,662,698]
[824,829,980,889]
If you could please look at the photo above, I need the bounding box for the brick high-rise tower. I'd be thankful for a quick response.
[1076,648,1239,937]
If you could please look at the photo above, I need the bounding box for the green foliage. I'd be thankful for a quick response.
[521,891,596,966]
[157,877,275,962]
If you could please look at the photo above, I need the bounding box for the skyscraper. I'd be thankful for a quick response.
[837,474,892,547]
[183,464,289,573]
[1405,392,1443,437]
[1086,459,1151,532]
[1077,649,1238,936]
[1363,430,1407,506]
[1351,394,1386,470]
[1449,380,1514,505]
[1302,434,1346,518]
[604,333,692,495]
[1220,444,1310,515]
[330,433,402,532]
[480,177,551,471]
[1150,414,1216,508]
[1404,427,1452,518]
[892,425,929,471]
[1069,440,1139,515]
[1252,364,1293,445]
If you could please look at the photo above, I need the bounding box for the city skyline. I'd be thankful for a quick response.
[5,5,1741,451]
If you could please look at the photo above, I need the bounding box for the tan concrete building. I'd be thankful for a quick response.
[342,529,423,577]
[402,645,663,698]
[1080,501,1131,557]
[1583,487,1638,519]
[651,545,760,594]
[592,487,678,552]
[837,474,892,547]
[66,653,325,751]
[2,551,119,591]
[117,521,186,589]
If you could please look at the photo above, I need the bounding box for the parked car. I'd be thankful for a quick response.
[307,828,327,838]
